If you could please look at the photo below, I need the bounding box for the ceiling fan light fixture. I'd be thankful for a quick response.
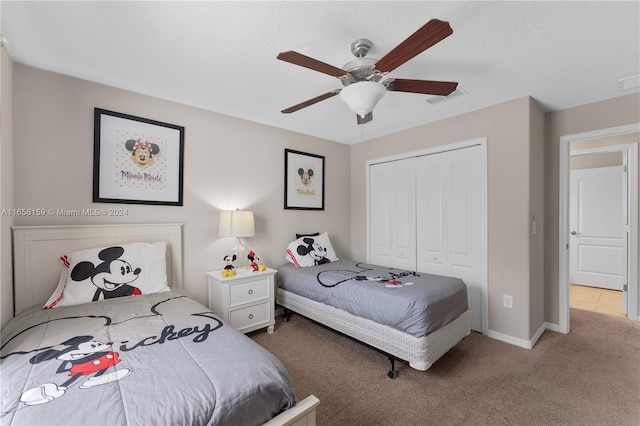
[339,81,386,118]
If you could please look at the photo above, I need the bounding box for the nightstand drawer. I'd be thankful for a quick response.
[229,277,270,306]
[229,302,270,330]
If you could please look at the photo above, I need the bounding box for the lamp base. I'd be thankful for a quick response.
[230,237,247,253]
[229,238,250,267]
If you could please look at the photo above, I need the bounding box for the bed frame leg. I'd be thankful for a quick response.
[283,308,293,322]
[387,356,399,379]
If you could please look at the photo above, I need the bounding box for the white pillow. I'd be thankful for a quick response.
[285,232,339,268]
[44,242,169,309]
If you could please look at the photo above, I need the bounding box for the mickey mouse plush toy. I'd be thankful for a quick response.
[222,254,236,277]
[125,138,160,168]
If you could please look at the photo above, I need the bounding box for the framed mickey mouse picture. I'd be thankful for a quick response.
[284,149,325,210]
[93,108,185,206]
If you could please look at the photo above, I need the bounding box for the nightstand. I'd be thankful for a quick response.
[206,268,277,334]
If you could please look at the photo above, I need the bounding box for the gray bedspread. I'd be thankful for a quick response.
[276,260,468,337]
[0,291,295,426]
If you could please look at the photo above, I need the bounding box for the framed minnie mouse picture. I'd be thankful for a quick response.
[93,108,185,206]
[284,149,324,210]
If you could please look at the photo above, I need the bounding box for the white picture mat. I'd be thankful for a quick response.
[97,113,182,203]
[285,151,324,209]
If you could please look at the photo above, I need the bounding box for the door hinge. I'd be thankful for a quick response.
[623,284,628,292]
[624,164,628,173]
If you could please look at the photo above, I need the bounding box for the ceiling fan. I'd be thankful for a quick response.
[277,19,458,125]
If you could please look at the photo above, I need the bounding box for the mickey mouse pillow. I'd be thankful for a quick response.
[285,232,339,268]
[44,242,170,309]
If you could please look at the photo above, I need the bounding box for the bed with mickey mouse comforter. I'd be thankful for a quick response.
[276,258,471,374]
[0,291,295,426]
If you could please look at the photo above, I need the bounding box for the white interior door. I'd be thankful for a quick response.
[569,166,627,299]
[369,158,416,270]
[416,146,483,332]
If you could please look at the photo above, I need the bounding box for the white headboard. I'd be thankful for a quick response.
[12,223,183,315]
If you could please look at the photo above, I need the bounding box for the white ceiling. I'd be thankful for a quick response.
[1,1,639,145]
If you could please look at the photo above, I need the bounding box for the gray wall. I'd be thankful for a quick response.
[0,47,15,327]
[529,98,546,338]
[5,64,351,322]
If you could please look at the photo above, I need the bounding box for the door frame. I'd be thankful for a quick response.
[569,151,627,291]
[366,137,488,334]
[559,124,639,333]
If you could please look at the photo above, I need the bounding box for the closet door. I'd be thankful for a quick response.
[369,158,416,270]
[416,146,483,332]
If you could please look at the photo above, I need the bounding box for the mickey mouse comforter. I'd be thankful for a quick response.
[0,291,295,426]
[276,260,468,337]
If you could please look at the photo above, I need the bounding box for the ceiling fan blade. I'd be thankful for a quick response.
[281,90,340,114]
[386,79,458,96]
[375,19,453,73]
[277,51,347,78]
[356,112,373,125]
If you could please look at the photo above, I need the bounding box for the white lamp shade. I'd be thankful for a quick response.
[218,210,255,237]
[339,81,387,118]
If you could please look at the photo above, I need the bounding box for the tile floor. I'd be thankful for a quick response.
[570,283,626,318]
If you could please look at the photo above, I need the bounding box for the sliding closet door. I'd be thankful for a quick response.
[416,146,483,332]
[369,158,416,270]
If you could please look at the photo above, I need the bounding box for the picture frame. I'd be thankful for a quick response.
[93,108,185,206]
[284,149,325,210]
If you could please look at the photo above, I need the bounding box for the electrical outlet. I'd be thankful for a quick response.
[503,295,513,309]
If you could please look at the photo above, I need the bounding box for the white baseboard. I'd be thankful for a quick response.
[529,322,547,347]
[544,322,562,333]
[485,321,547,349]
[485,329,533,349]
[486,316,638,350]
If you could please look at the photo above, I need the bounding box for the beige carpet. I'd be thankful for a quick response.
[251,308,640,425]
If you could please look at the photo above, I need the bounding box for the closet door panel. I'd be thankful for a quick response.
[416,146,483,332]
[416,159,446,275]
[450,161,471,257]
[370,165,392,266]
[369,158,416,269]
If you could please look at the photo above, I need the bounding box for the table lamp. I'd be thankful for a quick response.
[218,209,255,254]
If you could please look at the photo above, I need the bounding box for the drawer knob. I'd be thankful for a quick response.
[248,289,254,295]
[248,314,254,319]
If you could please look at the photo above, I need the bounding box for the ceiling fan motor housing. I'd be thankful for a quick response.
[341,57,381,84]
[350,38,373,58]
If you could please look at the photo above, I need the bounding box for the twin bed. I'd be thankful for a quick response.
[1,224,318,426]
[1,224,469,425]
[277,233,471,378]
